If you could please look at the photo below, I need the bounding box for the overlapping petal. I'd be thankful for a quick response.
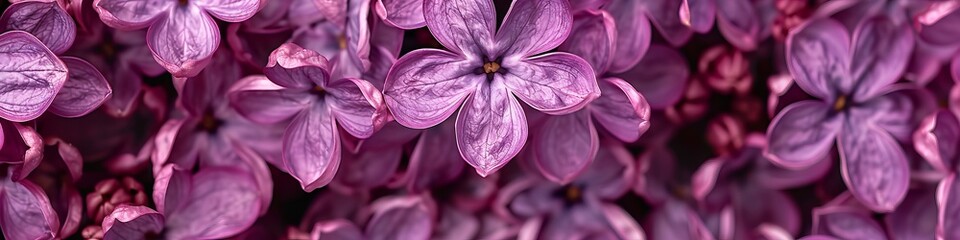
[590,77,650,142]
[786,18,851,100]
[838,125,909,212]
[423,0,496,57]
[0,1,76,54]
[496,0,573,58]
[383,49,480,129]
[501,53,599,115]
[93,0,173,30]
[559,10,617,74]
[0,31,68,122]
[456,79,527,177]
[530,110,598,183]
[145,6,219,78]
[375,0,425,29]
[766,101,842,169]
[50,57,112,118]
[283,103,340,191]
[194,0,261,22]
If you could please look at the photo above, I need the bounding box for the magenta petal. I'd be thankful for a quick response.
[531,110,598,183]
[406,120,464,193]
[50,57,112,118]
[0,31,68,122]
[680,0,716,33]
[813,206,887,239]
[886,189,937,240]
[496,0,573,57]
[335,145,402,190]
[605,2,650,73]
[0,178,58,240]
[502,53,600,115]
[229,75,313,124]
[591,77,651,142]
[914,111,960,172]
[101,205,165,240]
[265,43,332,89]
[312,220,364,240]
[423,0,496,56]
[838,125,909,212]
[559,10,617,74]
[375,0,426,29]
[0,1,76,54]
[8,124,43,180]
[327,78,387,138]
[786,18,851,100]
[580,141,635,199]
[715,0,760,51]
[600,204,646,239]
[365,195,435,240]
[146,6,219,78]
[457,80,527,177]
[849,17,915,102]
[93,0,173,30]
[766,101,841,169]
[638,0,693,46]
[193,0,261,22]
[616,44,689,109]
[383,49,480,129]
[938,175,960,240]
[164,168,262,239]
[283,103,341,191]
[152,165,191,215]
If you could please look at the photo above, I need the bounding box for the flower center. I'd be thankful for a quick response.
[564,185,582,202]
[338,35,348,50]
[483,62,500,74]
[200,111,223,133]
[833,95,847,111]
[178,0,189,5]
[311,85,326,97]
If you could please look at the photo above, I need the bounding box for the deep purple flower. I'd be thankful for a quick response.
[229,43,388,191]
[100,164,262,239]
[497,141,644,239]
[93,0,262,77]
[766,17,934,212]
[382,0,600,176]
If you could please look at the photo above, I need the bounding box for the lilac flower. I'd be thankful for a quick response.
[766,17,934,212]
[913,108,960,239]
[92,0,262,77]
[497,141,644,239]
[523,9,651,182]
[691,134,830,239]
[0,31,67,122]
[0,132,83,240]
[288,0,376,79]
[382,0,600,176]
[152,50,279,210]
[229,43,388,191]
[100,164,263,239]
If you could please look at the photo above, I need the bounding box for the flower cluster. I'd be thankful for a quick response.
[0,0,957,239]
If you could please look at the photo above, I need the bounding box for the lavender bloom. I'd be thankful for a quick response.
[0,132,83,240]
[766,16,934,212]
[92,0,262,77]
[383,0,600,176]
[100,164,263,239]
[0,31,67,122]
[229,43,388,191]
[524,9,651,182]
[497,141,644,239]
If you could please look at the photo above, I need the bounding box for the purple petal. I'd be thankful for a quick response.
[102,64,143,117]
[193,0,261,22]
[716,0,760,50]
[636,0,692,46]
[343,0,372,73]
[580,141,635,199]
[375,0,426,29]
[312,220,364,240]
[766,101,841,169]
[93,0,173,30]
[265,43,332,89]
[151,165,190,215]
[680,0,716,33]
[616,44,689,109]
[886,189,937,240]
[753,152,833,190]
[7,124,43,180]
[813,206,887,239]
[457,79,528,176]
[607,2,651,74]
[600,204,646,239]
[648,201,712,240]
[0,31,68,122]
[146,6,219,78]
[327,78,387,138]
[423,0,496,56]
[914,110,960,172]
[855,86,936,142]
[0,1,76,54]
[406,120,465,192]
[229,75,313,124]
[590,77,651,142]
[50,57,112,118]
[558,10,617,74]
[838,125,909,212]
[434,206,479,240]
[383,49,480,129]
[101,205,165,240]
[502,53,599,115]
[284,103,341,191]
[496,0,573,57]
[849,17,914,102]
[333,144,402,190]
[786,18,851,100]
[163,167,261,239]
[530,110,598,183]
[938,175,960,240]
[365,195,435,240]
[0,178,58,240]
